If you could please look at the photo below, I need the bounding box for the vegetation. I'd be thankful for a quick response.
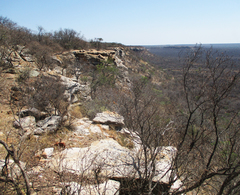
[0,16,239,194]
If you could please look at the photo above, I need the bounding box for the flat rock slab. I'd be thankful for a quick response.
[49,139,177,184]
[59,180,120,195]
[93,112,124,126]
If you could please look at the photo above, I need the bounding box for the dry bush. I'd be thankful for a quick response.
[29,75,68,117]
[27,41,53,71]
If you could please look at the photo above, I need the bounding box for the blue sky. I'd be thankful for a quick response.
[1,0,240,45]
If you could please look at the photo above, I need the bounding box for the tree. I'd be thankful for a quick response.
[27,41,53,71]
[90,60,119,99]
[171,45,240,194]
[29,75,68,117]
[53,28,87,50]
[0,140,31,195]
[119,76,175,194]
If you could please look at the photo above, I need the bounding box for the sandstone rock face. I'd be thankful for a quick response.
[36,115,62,133]
[73,49,115,66]
[93,112,124,127]
[13,116,36,130]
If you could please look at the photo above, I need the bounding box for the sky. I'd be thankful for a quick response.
[1,0,240,45]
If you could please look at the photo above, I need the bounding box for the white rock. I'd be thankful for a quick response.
[13,116,36,129]
[34,128,44,135]
[36,116,62,133]
[93,112,124,126]
[72,118,91,135]
[49,139,177,184]
[60,180,120,195]
[89,125,102,134]
[44,148,54,158]
[100,124,109,131]
[60,75,90,103]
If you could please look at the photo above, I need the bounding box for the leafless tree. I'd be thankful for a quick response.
[171,45,240,194]
[119,76,175,194]
[0,139,31,195]
[29,75,68,117]
[27,41,53,71]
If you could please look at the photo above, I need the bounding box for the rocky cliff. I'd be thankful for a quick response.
[0,45,181,194]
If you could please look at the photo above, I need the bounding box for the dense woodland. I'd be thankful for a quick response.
[0,16,240,195]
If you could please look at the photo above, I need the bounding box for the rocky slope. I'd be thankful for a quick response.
[0,45,181,194]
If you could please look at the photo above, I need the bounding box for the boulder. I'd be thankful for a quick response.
[49,139,177,185]
[72,118,92,135]
[36,115,62,133]
[17,107,48,120]
[60,76,90,103]
[93,112,124,127]
[29,70,39,77]
[33,127,45,135]
[60,180,120,195]
[13,116,36,129]
[71,118,109,136]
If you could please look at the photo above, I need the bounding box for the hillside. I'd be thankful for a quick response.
[0,17,240,195]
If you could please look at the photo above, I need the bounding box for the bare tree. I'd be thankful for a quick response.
[27,41,53,71]
[119,76,175,194]
[171,45,240,194]
[29,75,68,117]
[0,139,31,195]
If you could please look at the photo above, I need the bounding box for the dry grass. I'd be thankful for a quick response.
[69,105,83,119]
[104,129,134,149]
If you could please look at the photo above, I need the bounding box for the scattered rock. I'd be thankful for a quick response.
[34,128,45,135]
[60,180,120,195]
[29,70,39,77]
[43,148,54,158]
[13,116,36,129]
[93,112,124,127]
[36,115,62,133]
[17,108,48,120]
[49,139,177,185]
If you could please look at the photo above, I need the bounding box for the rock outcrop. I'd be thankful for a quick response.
[17,107,47,120]
[60,180,120,195]
[60,75,90,103]
[49,139,179,188]
[35,115,62,134]
[93,111,124,127]
[13,116,36,130]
